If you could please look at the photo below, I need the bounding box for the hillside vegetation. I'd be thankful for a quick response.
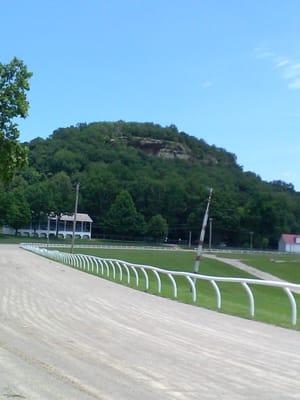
[1,121,299,247]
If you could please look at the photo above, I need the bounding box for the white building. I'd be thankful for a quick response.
[278,234,300,253]
[16,213,93,239]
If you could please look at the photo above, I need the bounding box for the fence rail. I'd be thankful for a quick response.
[21,243,300,326]
[20,242,294,256]
[20,242,177,251]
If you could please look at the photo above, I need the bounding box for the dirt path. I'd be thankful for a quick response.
[204,253,300,294]
[0,245,299,399]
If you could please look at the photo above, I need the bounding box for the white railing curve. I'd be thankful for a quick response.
[20,243,300,326]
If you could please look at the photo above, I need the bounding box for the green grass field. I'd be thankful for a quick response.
[54,247,300,330]
[0,234,74,244]
[212,252,300,283]
[0,234,163,247]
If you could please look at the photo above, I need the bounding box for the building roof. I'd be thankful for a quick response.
[280,234,300,244]
[60,213,93,223]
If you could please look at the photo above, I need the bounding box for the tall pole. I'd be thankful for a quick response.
[188,230,192,248]
[209,218,213,251]
[47,215,50,247]
[193,188,213,275]
[71,183,80,254]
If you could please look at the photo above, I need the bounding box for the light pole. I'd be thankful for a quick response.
[209,218,213,251]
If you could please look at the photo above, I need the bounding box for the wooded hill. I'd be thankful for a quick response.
[1,121,299,248]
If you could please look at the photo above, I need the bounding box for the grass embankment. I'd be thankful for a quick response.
[0,234,72,244]
[212,252,300,283]
[55,247,300,330]
[0,234,163,247]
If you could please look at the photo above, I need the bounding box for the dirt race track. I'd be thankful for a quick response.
[0,245,300,400]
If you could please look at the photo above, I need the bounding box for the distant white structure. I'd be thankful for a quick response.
[278,234,300,253]
[7,213,93,239]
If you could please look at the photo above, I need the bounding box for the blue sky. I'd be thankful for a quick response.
[2,0,300,190]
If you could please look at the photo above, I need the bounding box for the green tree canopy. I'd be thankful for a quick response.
[6,190,31,234]
[2,120,299,247]
[104,190,146,237]
[147,214,168,241]
[0,58,32,182]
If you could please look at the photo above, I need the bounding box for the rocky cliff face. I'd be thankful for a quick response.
[124,136,193,161]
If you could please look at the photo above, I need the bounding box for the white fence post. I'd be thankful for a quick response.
[116,261,123,281]
[152,270,161,293]
[186,275,197,302]
[241,282,255,318]
[129,265,139,287]
[109,260,116,280]
[103,260,110,277]
[167,273,177,298]
[141,267,149,290]
[284,287,297,326]
[210,280,221,310]
[122,262,131,284]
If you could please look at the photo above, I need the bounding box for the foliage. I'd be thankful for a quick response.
[147,214,168,240]
[1,121,300,246]
[0,58,32,182]
[103,190,146,236]
[6,190,31,234]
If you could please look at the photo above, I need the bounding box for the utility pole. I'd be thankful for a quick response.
[193,188,213,276]
[209,218,213,251]
[188,230,192,248]
[47,215,50,247]
[71,183,80,254]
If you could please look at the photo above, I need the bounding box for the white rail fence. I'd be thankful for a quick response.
[21,242,290,255]
[21,244,300,326]
[21,243,177,251]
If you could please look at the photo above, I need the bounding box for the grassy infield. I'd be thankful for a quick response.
[60,247,300,330]
[3,234,300,329]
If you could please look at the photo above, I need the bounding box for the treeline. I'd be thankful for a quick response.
[0,121,299,247]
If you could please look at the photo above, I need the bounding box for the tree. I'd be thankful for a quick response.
[0,58,32,182]
[147,214,168,241]
[47,172,74,213]
[104,190,146,237]
[0,186,10,225]
[5,120,300,248]
[6,190,30,234]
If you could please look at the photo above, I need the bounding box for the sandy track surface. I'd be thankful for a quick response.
[0,245,300,399]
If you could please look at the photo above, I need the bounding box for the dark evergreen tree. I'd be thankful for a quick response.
[104,190,146,237]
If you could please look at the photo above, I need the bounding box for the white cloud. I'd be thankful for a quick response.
[201,80,213,88]
[282,63,300,89]
[254,48,274,59]
[274,59,289,69]
[255,48,300,90]
[288,79,300,90]
[283,63,300,79]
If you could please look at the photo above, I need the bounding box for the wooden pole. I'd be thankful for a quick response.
[188,230,192,248]
[209,218,213,251]
[193,188,213,275]
[47,215,50,247]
